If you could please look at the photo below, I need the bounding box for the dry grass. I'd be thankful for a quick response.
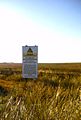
[0,63,80,119]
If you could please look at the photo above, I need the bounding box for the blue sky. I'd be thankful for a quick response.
[0,0,81,63]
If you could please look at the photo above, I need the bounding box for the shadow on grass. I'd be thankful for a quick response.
[18,78,37,82]
[42,79,59,88]
[12,74,77,89]
[0,86,9,96]
[38,76,76,89]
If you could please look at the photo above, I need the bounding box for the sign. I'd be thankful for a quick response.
[22,45,38,78]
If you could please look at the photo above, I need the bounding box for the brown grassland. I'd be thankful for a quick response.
[0,63,80,120]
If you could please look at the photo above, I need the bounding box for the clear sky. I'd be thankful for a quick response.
[0,0,81,63]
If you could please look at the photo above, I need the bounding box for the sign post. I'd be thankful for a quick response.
[22,45,38,78]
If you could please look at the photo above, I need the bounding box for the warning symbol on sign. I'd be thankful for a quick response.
[27,48,33,56]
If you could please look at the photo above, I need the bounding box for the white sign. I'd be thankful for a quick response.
[22,45,38,78]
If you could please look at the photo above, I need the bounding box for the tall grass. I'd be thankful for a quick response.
[0,63,80,119]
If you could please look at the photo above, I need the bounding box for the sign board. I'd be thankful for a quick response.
[22,45,38,78]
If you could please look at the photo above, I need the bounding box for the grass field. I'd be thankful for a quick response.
[0,63,80,120]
